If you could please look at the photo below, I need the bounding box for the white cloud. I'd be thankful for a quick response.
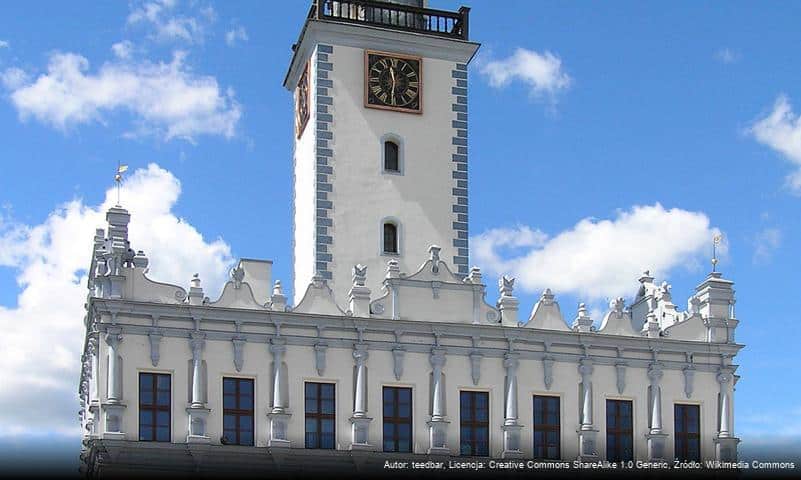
[480,48,571,99]
[0,164,234,436]
[225,26,248,47]
[127,0,214,45]
[0,67,28,90]
[753,227,781,265]
[111,40,134,60]
[472,204,719,301]
[3,50,241,141]
[0,40,9,49]
[749,95,801,194]
[715,48,740,64]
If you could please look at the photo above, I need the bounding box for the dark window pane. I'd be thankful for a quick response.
[140,391,151,405]
[383,388,393,404]
[306,418,317,433]
[305,383,317,400]
[157,391,170,406]
[240,380,253,395]
[223,378,236,394]
[157,374,170,391]
[321,383,334,399]
[157,411,169,427]
[141,410,153,425]
[140,426,153,441]
[383,223,398,254]
[384,141,399,172]
[239,416,252,430]
[240,394,253,410]
[156,427,170,442]
[224,415,236,429]
[140,374,152,391]
[223,394,236,409]
[321,399,335,415]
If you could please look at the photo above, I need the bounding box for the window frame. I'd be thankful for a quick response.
[606,399,634,462]
[305,382,336,449]
[138,372,171,442]
[222,377,255,446]
[381,220,400,256]
[459,390,490,457]
[533,395,561,459]
[380,133,404,175]
[674,404,701,461]
[382,386,413,453]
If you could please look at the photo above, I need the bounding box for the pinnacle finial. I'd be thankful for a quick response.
[712,234,722,273]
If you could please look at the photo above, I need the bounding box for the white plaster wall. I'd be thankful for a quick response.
[102,328,724,460]
[293,49,320,304]
[324,45,460,304]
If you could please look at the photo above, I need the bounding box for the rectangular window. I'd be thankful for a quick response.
[305,382,336,449]
[606,399,633,462]
[139,372,170,442]
[460,391,489,456]
[675,404,701,461]
[222,377,254,446]
[533,395,560,459]
[383,386,412,453]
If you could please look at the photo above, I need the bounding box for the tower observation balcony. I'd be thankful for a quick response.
[308,0,470,41]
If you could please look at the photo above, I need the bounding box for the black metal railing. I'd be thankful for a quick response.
[314,0,469,40]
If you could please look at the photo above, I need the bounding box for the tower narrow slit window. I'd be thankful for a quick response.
[383,222,398,254]
[384,140,400,172]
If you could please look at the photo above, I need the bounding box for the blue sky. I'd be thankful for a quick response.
[1,0,800,468]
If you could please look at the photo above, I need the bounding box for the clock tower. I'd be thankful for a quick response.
[284,0,479,304]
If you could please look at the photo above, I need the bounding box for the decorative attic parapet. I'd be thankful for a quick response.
[85,205,739,345]
[294,274,348,316]
[525,289,570,331]
[369,246,499,324]
[598,298,638,337]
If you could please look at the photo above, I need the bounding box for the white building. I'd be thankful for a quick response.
[78,0,743,476]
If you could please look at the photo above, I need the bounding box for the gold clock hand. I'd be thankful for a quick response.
[390,67,396,104]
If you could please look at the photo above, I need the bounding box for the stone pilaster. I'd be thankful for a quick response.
[350,344,374,450]
[646,364,668,460]
[267,338,291,448]
[577,358,599,461]
[714,368,740,461]
[427,348,450,455]
[501,353,523,458]
[102,328,126,440]
[186,332,210,444]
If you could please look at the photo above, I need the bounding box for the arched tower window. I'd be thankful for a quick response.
[384,140,400,172]
[383,222,398,254]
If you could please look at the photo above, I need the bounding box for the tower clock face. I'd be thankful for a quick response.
[365,51,422,113]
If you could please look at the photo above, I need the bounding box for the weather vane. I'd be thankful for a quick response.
[114,161,128,206]
[711,234,722,272]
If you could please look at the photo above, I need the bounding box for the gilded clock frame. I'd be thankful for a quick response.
[364,50,423,114]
